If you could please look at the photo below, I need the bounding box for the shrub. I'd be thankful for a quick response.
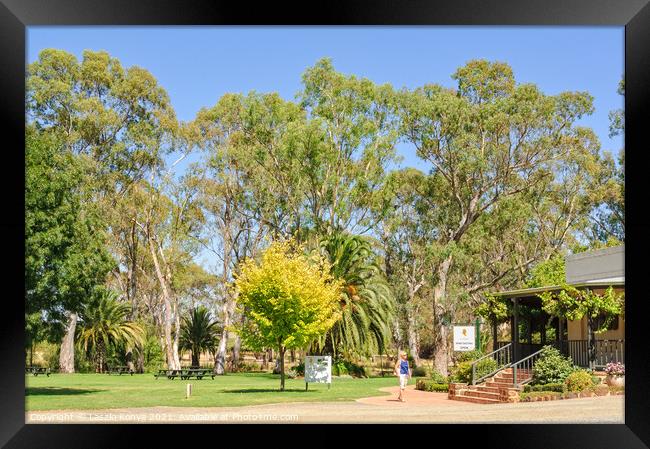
[141,334,165,373]
[565,370,594,392]
[454,350,484,363]
[294,361,305,376]
[286,368,298,379]
[332,360,369,378]
[430,369,448,384]
[415,379,449,392]
[411,366,429,377]
[238,362,258,372]
[523,383,566,393]
[531,346,576,385]
[450,357,497,384]
[604,362,625,376]
[519,391,563,402]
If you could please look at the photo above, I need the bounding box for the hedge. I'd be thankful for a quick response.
[415,379,449,392]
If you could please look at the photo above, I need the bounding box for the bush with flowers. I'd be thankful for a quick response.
[604,362,625,376]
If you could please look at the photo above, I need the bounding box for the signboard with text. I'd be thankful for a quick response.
[304,356,331,389]
[453,325,476,351]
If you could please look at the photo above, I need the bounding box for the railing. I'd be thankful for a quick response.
[555,339,625,368]
[511,348,544,386]
[471,343,512,385]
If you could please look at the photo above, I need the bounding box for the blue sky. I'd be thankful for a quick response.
[27,26,624,173]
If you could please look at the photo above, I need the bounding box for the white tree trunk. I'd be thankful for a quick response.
[214,300,232,375]
[406,308,421,367]
[59,312,77,373]
[148,237,180,370]
[432,256,453,376]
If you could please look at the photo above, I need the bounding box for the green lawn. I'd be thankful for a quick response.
[26,372,399,411]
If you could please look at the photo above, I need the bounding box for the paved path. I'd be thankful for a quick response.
[26,386,624,424]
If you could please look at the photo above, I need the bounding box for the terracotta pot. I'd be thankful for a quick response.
[606,375,625,388]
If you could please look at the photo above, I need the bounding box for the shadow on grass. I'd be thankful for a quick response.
[222,388,318,394]
[26,387,100,396]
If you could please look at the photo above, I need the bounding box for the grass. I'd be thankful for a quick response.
[26,372,398,411]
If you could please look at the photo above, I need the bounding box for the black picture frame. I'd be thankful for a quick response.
[2,0,648,447]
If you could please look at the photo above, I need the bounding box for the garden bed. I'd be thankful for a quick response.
[519,386,624,402]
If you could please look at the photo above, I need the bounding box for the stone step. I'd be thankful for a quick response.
[474,385,501,394]
[451,394,503,405]
[497,374,532,382]
[486,381,515,388]
[463,390,501,400]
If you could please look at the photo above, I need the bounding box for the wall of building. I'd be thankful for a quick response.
[566,314,625,340]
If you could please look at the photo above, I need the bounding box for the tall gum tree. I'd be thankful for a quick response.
[398,60,601,375]
[27,49,178,371]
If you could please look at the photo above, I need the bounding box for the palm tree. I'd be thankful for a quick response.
[179,306,220,367]
[313,232,396,359]
[76,289,144,373]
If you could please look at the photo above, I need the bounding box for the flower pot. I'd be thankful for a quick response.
[606,375,625,388]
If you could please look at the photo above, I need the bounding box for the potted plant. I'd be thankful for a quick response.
[604,362,625,388]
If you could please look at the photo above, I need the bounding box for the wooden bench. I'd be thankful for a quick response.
[107,366,134,375]
[25,366,50,377]
[154,368,215,380]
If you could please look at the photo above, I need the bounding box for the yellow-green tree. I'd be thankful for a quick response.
[234,240,342,390]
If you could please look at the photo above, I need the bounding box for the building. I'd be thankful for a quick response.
[488,245,624,370]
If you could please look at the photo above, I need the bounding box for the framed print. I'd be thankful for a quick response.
[2,0,649,447]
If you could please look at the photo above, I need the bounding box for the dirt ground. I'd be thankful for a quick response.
[26,385,624,424]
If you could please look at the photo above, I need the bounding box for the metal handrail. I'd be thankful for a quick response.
[471,343,512,385]
[511,347,545,385]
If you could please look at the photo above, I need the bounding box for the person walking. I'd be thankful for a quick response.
[394,351,412,402]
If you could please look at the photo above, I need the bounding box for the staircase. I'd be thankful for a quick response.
[449,368,532,404]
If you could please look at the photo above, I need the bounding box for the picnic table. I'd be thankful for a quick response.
[107,366,134,375]
[25,366,50,377]
[154,368,215,380]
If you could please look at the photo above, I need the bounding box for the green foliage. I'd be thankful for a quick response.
[476,295,510,323]
[141,331,166,373]
[415,379,449,392]
[179,306,220,366]
[234,240,342,389]
[411,366,429,377]
[453,350,484,363]
[539,285,623,333]
[565,370,595,392]
[526,255,566,288]
[331,359,369,378]
[519,391,564,401]
[429,369,449,384]
[76,288,144,372]
[531,346,577,385]
[523,383,566,393]
[450,358,497,384]
[294,361,305,376]
[25,127,116,320]
[313,232,396,358]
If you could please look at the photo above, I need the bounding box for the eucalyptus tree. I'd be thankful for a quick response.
[378,168,437,366]
[27,49,178,370]
[298,58,401,237]
[25,127,116,372]
[398,60,605,374]
[587,79,624,244]
[192,94,279,373]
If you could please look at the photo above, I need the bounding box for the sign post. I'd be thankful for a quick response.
[304,356,332,391]
[453,325,476,352]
